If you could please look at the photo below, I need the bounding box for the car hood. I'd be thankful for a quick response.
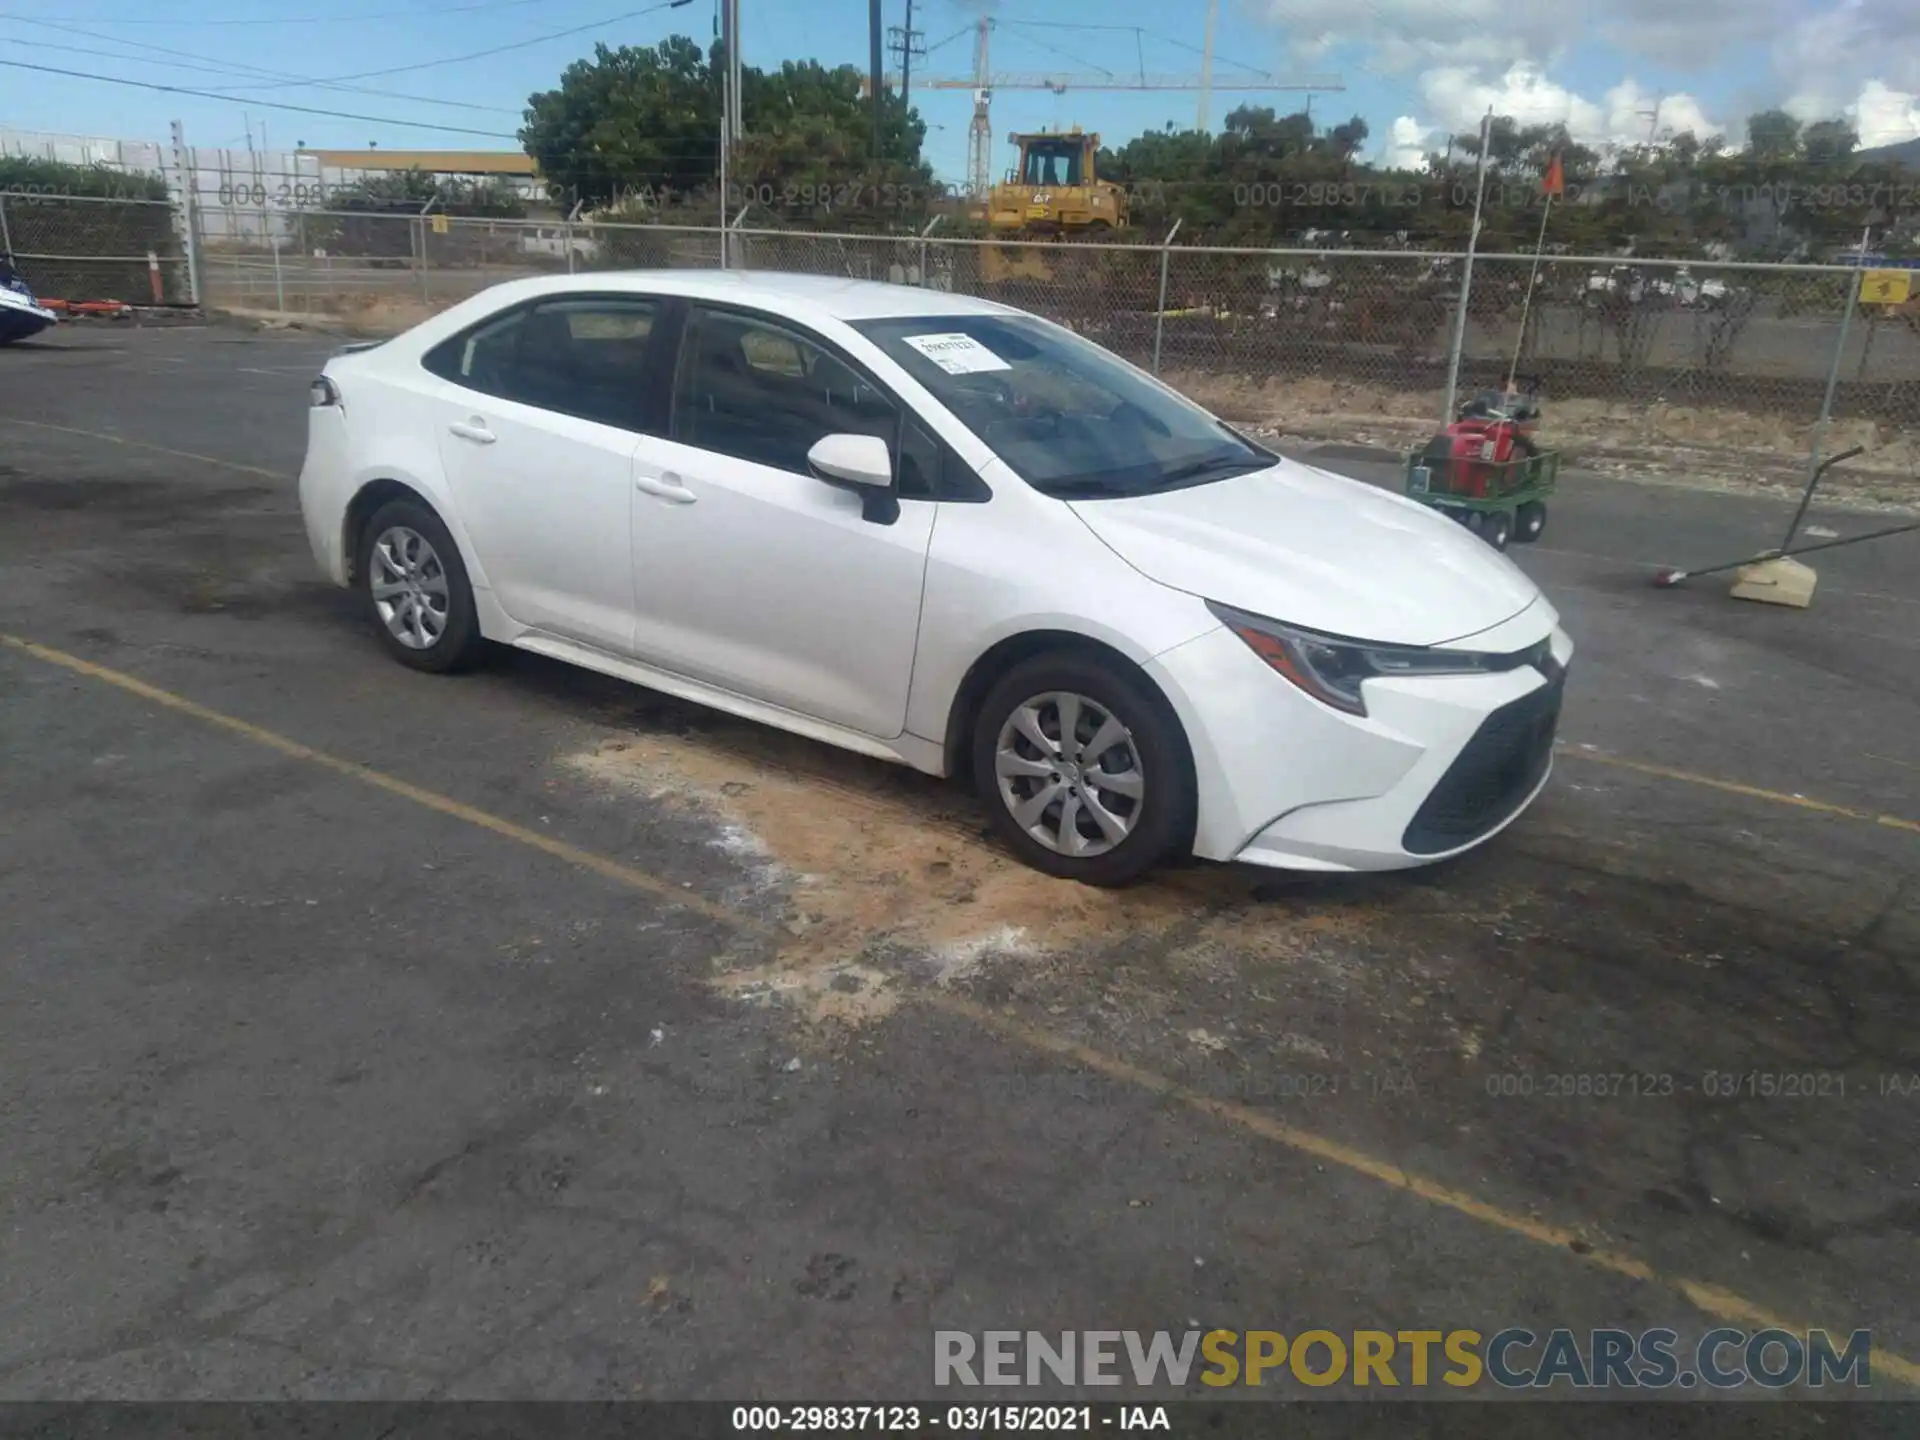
[1069,457,1543,647]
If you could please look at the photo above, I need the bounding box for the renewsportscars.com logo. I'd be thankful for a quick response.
[933,1328,1874,1391]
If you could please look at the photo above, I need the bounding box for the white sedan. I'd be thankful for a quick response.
[299,271,1571,885]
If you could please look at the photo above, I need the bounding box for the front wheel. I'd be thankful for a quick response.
[972,653,1194,886]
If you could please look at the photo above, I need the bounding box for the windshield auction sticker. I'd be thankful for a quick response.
[903,332,1013,374]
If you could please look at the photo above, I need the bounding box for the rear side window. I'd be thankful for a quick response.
[423,296,662,431]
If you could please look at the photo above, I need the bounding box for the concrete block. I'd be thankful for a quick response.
[1730,556,1817,608]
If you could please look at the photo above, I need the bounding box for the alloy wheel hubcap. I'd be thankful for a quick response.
[369,526,450,650]
[994,691,1145,858]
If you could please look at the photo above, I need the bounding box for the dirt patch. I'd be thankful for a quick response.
[1169,371,1920,511]
[562,724,1275,1028]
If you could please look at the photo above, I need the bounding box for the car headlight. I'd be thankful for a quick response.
[1208,601,1534,717]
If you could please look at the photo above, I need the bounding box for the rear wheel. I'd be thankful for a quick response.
[357,498,486,673]
[1515,500,1548,542]
[972,653,1193,887]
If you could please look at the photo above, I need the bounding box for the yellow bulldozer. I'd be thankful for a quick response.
[986,127,1127,236]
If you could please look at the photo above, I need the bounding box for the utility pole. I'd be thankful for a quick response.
[730,0,742,138]
[889,0,925,111]
[869,0,884,159]
[1197,0,1217,132]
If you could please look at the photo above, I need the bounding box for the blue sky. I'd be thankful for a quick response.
[2,0,1917,177]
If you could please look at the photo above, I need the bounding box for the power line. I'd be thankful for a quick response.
[995,20,1115,79]
[0,56,524,136]
[0,29,522,112]
[203,0,693,91]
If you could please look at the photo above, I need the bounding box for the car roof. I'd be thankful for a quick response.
[505,268,1022,323]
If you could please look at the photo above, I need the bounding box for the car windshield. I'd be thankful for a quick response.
[851,313,1274,498]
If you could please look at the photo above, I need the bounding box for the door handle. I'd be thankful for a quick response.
[635,472,696,504]
[447,419,495,444]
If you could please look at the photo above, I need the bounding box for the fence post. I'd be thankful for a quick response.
[0,194,11,261]
[918,214,943,287]
[168,119,203,307]
[1151,219,1183,376]
[1780,227,1870,551]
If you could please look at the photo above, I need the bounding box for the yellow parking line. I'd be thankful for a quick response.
[933,992,1920,1387]
[0,416,286,482]
[0,634,763,936]
[1559,745,1920,836]
[6,629,1915,1388]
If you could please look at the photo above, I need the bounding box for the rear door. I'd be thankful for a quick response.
[426,293,672,654]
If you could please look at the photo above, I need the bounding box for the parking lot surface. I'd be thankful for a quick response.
[2,323,1917,1418]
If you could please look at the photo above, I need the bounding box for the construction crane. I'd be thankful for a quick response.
[865,17,1343,199]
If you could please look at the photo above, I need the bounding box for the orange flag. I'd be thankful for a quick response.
[1542,149,1566,197]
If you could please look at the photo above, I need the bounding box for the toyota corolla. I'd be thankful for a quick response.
[299,270,1571,885]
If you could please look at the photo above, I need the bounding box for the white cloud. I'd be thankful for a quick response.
[1787,79,1920,149]
[1267,0,1920,156]
[1851,81,1920,148]
[1414,63,1722,149]
[1269,0,1782,73]
[1380,115,1432,169]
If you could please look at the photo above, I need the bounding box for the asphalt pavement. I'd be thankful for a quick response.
[1,321,1916,1424]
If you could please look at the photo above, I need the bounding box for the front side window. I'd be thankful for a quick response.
[672,308,898,476]
[850,314,1273,498]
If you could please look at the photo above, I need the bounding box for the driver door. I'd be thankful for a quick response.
[626,305,937,739]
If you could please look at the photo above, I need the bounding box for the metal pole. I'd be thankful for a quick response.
[1507,190,1552,393]
[1442,109,1493,425]
[901,0,914,109]
[718,117,730,269]
[729,0,743,137]
[1152,218,1182,375]
[169,119,202,307]
[271,232,285,312]
[918,213,941,287]
[869,0,884,159]
[0,194,11,261]
[1780,224,1871,551]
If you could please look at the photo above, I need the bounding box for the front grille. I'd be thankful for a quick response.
[1403,670,1564,856]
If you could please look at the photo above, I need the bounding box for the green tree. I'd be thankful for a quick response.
[520,38,929,220]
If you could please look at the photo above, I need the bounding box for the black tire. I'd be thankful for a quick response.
[356,497,486,673]
[971,652,1194,887]
[1483,508,1514,551]
[1463,510,1486,534]
[1515,500,1548,543]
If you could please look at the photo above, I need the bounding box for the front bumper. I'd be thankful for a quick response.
[1147,614,1572,873]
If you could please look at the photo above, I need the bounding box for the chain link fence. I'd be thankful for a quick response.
[0,191,193,305]
[23,180,1919,483]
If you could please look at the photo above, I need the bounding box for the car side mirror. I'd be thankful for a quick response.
[807,433,900,525]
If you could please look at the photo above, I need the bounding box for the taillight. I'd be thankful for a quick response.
[309,376,341,408]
